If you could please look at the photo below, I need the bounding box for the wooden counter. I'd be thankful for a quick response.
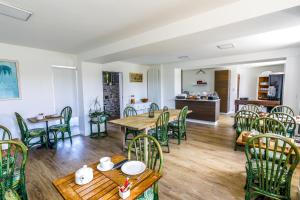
[234,99,280,112]
[175,99,220,122]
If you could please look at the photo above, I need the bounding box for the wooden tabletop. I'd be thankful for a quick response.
[53,155,161,200]
[28,115,63,123]
[109,109,192,130]
[236,131,300,154]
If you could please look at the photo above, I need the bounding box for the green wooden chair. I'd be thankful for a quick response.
[149,111,170,153]
[245,134,299,200]
[168,106,188,145]
[267,113,296,138]
[89,112,110,138]
[271,105,294,116]
[241,104,260,113]
[15,113,47,149]
[150,103,159,111]
[0,140,28,200]
[250,117,287,137]
[0,125,12,141]
[128,134,163,200]
[234,110,259,150]
[123,106,141,142]
[49,106,72,145]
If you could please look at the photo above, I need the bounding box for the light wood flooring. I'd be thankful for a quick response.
[26,115,300,200]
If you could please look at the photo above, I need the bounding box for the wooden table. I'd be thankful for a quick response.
[53,155,161,200]
[236,131,300,154]
[28,115,63,148]
[109,109,191,151]
[234,99,280,113]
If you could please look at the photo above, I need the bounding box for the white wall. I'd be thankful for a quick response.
[182,68,215,95]
[0,43,77,138]
[237,65,284,99]
[78,61,149,135]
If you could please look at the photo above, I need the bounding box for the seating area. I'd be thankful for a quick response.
[1,1,300,200]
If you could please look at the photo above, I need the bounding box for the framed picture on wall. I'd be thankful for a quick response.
[129,73,143,82]
[0,60,21,100]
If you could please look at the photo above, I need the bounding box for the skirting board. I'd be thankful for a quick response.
[187,119,218,126]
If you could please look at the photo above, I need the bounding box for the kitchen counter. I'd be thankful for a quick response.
[175,99,220,123]
[175,98,220,102]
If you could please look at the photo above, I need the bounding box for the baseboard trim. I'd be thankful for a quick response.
[187,119,218,126]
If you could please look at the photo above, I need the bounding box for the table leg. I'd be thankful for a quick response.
[46,121,55,149]
[144,128,150,165]
[120,126,126,151]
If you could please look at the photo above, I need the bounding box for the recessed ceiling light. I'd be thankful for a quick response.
[0,2,32,21]
[178,56,189,60]
[217,43,234,50]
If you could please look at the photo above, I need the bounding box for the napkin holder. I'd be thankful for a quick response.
[119,189,130,199]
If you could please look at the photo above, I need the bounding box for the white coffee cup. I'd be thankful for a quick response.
[100,157,112,169]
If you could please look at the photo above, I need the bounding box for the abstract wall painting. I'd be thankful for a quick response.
[0,60,20,100]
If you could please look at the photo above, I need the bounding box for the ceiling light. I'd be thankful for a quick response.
[51,65,76,70]
[0,2,32,21]
[217,43,234,50]
[178,56,189,60]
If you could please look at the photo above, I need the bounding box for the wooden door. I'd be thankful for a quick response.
[215,70,230,113]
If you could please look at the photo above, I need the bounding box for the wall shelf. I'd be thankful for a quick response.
[193,83,207,86]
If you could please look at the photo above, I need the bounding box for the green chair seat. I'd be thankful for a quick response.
[136,187,154,200]
[4,189,21,200]
[28,128,46,137]
[168,121,178,127]
[49,124,68,131]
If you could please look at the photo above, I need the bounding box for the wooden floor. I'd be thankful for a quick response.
[26,115,300,200]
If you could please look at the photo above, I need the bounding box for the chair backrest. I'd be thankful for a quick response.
[235,110,259,133]
[177,106,188,132]
[245,134,299,198]
[0,140,28,199]
[0,126,12,141]
[61,106,72,125]
[123,106,137,117]
[250,117,287,137]
[154,111,170,143]
[162,106,168,112]
[14,113,28,141]
[150,103,159,111]
[268,112,296,137]
[128,134,163,173]
[240,104,260,113]
[271,105,294,116]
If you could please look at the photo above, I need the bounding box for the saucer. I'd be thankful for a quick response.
[97,162,114,171]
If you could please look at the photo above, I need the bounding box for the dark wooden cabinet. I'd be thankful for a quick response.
[175,100,220,122]
[215,70,230,113]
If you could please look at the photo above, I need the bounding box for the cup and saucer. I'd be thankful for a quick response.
[97,157,114,171]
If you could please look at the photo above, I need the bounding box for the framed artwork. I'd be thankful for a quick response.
[129,73,143,82]
[0,60,21,100]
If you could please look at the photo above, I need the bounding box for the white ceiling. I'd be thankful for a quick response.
[0,0,237,53]
[95,6,300,64]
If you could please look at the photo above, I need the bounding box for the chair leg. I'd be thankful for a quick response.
[44,135,48,149]
[68,129,72,144]
[62,131,65,142]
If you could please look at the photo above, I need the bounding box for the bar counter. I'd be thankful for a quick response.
[175,99,220,123]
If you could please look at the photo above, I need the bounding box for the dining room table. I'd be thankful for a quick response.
[53,155,162,200]
[27,114,63,148]
[236,131,300,154]
[109,109,192,151]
